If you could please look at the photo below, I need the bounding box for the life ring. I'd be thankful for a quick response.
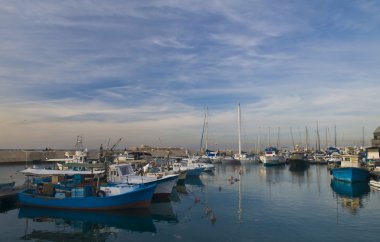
[96,190,106,197]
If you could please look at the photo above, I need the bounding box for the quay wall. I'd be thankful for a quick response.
[0,150,99,164]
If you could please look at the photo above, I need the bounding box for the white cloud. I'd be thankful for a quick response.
[0,0,379,149]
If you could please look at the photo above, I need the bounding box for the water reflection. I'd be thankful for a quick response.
[185,176,204,187]
[0,198,17,213]
[330,179,370,215]
[259,165,286,184]
[151,202,178,223]
[18,206,156,240]
[288,162,310,173]
[215,164,243,176]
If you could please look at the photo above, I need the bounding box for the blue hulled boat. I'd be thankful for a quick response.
[331,167,369,182]
[18,168,157,210]
[331,154,369,183]
[19,183,156,210]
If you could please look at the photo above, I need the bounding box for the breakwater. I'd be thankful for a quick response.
[0,150,99,164]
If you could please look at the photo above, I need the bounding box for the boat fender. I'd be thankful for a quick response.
[96,190,106,197]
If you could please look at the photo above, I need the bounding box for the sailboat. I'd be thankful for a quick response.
[232,104,254,164]
[201,107,223,164]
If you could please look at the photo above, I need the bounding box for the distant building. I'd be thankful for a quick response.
[371,127,380,147]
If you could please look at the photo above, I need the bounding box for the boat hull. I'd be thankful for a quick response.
[369,180,380,188]
[288,159,309,170]
[18,183,157,210]
[331,167,370,183]
[182,167,204,176]
[221,157,241,165]
[261,156,285,166]
[152,175,178,201]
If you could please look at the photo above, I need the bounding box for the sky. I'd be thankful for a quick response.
[0,0,380,151]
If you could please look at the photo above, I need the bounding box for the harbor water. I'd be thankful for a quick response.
[1,163,380,242]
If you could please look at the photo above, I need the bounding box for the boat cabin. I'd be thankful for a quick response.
[108,164,135,183]
[341,155,362,168]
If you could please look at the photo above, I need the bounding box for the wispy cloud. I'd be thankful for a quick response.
[0,0,379,149]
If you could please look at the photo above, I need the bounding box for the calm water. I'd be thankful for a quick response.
[1,163,380,242]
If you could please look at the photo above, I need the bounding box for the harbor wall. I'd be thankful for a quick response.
[0,150,99,164]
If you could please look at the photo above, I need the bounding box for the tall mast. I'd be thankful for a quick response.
[258,126,261,154]
[206,107,208,150]
[290,127,295,150]
[316,121,320,151]
[277,127,280,148]
[362,126,365,147]
[305,126,309,151]
[334,124,337,147]
[238,104,242,156]
[200,108,207,154]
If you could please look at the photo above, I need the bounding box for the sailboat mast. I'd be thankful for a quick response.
[200,109,207,154]
[362,126,365,147]
[290,127,295,150]
[316,121,320,151]
[206,107,209,150]
[238,104,242,156]
[305,126,309,151]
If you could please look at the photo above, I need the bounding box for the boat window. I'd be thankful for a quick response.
[118,165,134,175]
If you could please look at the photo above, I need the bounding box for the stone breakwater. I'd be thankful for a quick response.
[0,150,99,164]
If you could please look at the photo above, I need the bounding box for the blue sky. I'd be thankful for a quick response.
[0,0,379,150]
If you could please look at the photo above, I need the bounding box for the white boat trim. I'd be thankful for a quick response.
[20,168,105,176]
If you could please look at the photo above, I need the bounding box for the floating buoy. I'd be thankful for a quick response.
[205,207,212,215]
[210,213,217,225]
[218,185,222,191]
[194,196,200,203]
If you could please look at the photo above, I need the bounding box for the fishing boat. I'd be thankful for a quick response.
[172,160,205,176]
[205,149,223,164]
[18,168,157,210]
[287,150,309,170]
[47,136,92,170]
[331,154,369,183]
[181,157,215,172]
[221,156,240,165]
[260,147,286,166]
[108,163,178,201]
[369,180,380,189]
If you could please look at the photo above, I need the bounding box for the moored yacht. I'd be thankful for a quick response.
[260,147,286,166]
